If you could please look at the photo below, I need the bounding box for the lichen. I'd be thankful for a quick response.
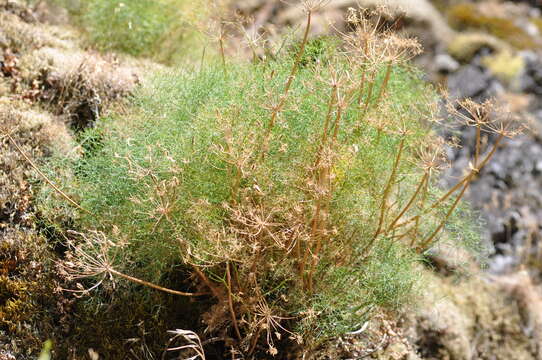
[482,50,525,85]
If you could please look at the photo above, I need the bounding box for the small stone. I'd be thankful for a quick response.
[517,20,539,37]
[435,53,459,73]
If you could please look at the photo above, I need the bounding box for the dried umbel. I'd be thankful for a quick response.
[384,98,524,251]
[61,230,208,297]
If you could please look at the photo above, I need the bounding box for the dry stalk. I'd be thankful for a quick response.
[364,135,406,254]
[417,130,507,250]
[108,267,208,297]
[63,231,208,297]
[261,7,312,158]
[374,61,392,105]
[3,131,92,216]
[390,130,506,235]
[386,171,429,233]
[164,329,206,360]
[418,176,471,250]
[219,21,227,74]
[300,78,338,288]
[226,262,242,341]
[412,173,429,246]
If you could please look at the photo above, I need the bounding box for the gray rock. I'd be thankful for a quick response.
[519,51,542,95]
[448,65,492,99]
[435,53,459,73]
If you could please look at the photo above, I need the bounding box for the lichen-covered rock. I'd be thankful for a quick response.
[447,32,507,63]
[447,2,541,50]
[403,269,539,360]
[481,50,525,86]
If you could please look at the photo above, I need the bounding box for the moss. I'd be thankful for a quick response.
[0,275,35,332]
[532,17,542,34]
[0,228,62,356]
[448,3,537,50]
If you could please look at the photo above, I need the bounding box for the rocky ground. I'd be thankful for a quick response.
[3,0,542,359]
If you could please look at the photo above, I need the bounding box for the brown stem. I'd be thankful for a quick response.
[219,24,227,74]
[365,137,406,254]
[393,133,503,232]
[360,70,377,119]
[386,171,428,233]
[393,132,505,237]
[226,262,242,341]
[412,173,429,247]
[357,66,367,108]
[306,89,348,291]
[248,325,263,355]
[331,97,344,146]
[261,10,312,157]
[429,131,503,211]
[474,125,481,167]
[418,175,471,251]
[374,62,392,106]
[192,265,222,299]
[321,84,338,146]
[4,132,92,215]
[199,44,207,73]
[300,200,321,286]
[108,268,208,297]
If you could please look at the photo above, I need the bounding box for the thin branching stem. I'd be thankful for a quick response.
[219,22,227,74]
[192,265,222,299]
[226,262,242,341]
[374,61,392,106]
[107,268,208,297]
[261,9,312,157]
[364,136,406,254]
[361,70,377,119]
[418,177,471,250]
[386,171,428,233]
[391,131,505,232]
[4,132,92,216]
[474,124,481,167]
[412,173,429,247]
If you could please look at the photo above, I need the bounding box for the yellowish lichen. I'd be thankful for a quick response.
[482,50,525,85]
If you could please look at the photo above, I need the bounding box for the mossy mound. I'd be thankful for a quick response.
[447,3,539,50]
[447,32,508,63]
